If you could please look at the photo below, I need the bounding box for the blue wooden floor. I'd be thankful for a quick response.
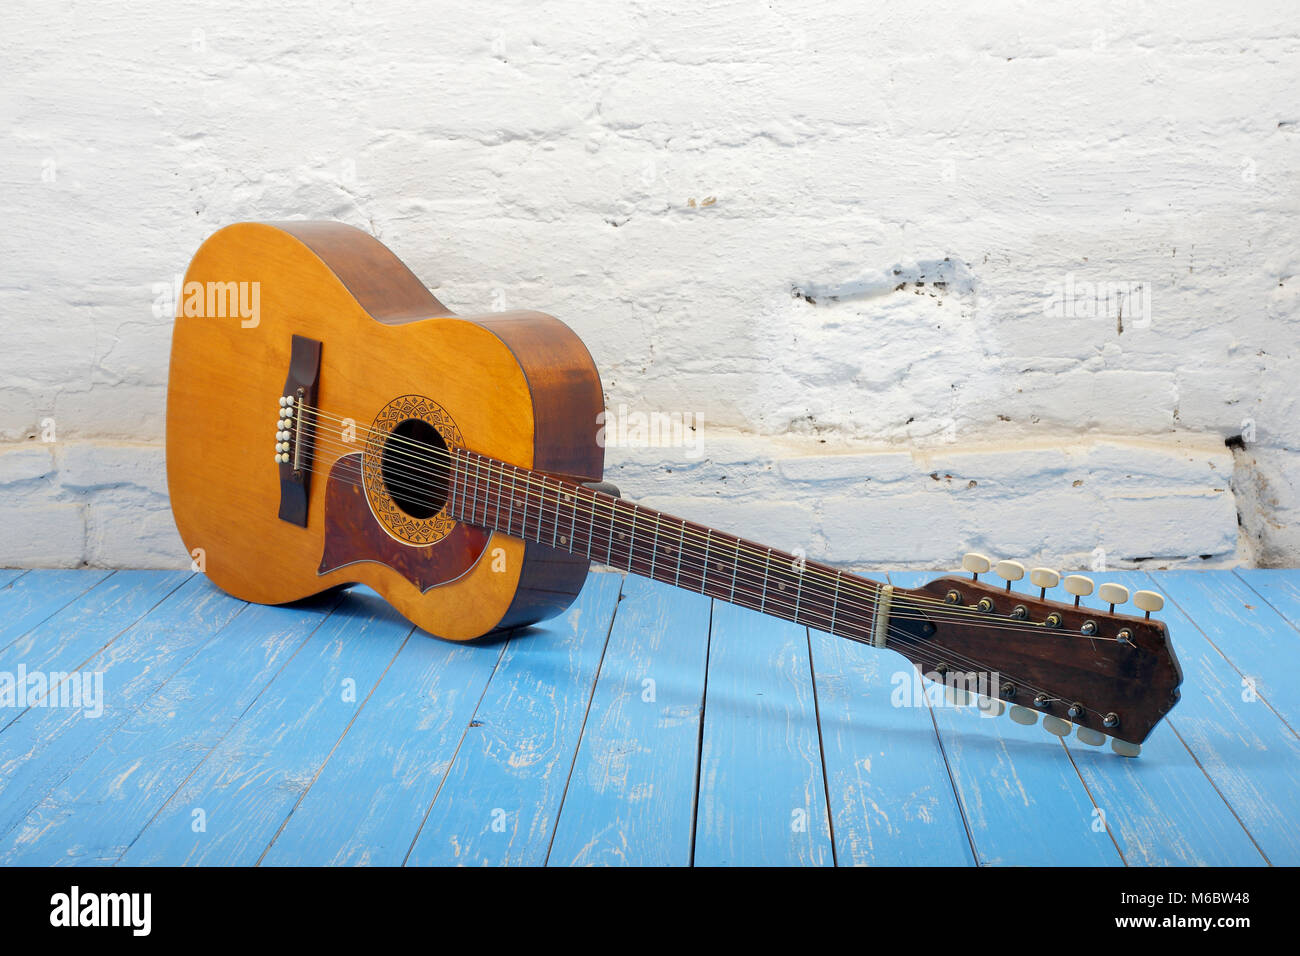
[0,566,1297,866]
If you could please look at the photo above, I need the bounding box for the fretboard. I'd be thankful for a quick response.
[445,448,888,647]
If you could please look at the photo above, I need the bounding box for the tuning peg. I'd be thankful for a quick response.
[1043,716,1072,737]
[1111,739,1142,758]
[1097,583,1129,613]
[977,695,1005,717]
[1030,567,1060,598]
[1133,589,1164,619]
[961,552,993,579]
[994,560,1025,591]
[1063,574,1094,607]
[1008,704,1038,726]
[1076,726,1107,746]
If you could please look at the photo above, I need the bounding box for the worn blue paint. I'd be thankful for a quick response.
[1140,570,1300,864]
[0,568,1297,866]
[0,594,343,865]
[0,569,110,653]
[1049,570,1265,866]
[1155,569,1300,731]
[809,623,975,866]
[888,571,1121,866]
[261,602,511,866]
[1235,569,1300,633]
[693,600,833,867]
[404,571,622,866]
[117,589,413,866]
[0,570,28,588]
[547,574,711,866]
[0,573,237,841]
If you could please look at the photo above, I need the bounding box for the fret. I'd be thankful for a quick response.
[567,488,578,552]
[520,468,530,541]
[605,494,617,566]
[507,468,518,537]
[792,553,804,622]
[626,504,638,573]
[648,512,659,579]
[674,519,686,588]
[729,536,739,603]
[473,455,483,528]
[759,548,772,613]
[829,571,842,634]
[493,459,505,530]
[698,529,712,595]
[583,489,594,559]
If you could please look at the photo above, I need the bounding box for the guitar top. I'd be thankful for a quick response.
[166,221,1182,757]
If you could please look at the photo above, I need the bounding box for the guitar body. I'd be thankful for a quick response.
[166,221,603,640]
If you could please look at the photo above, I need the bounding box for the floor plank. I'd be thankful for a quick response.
[116,588,413,865]
[404,571,622,866]
[0,569,28,589]
[0,569,115,656]
[1154,569,1300,733]
[1138,570,1300,864]
[1235,568,1300,633]
[809,624,976,866]
[0,573,239,843]
[260,594,511,866]
[692,600,833,866]
[546,574,711,866]
[0,594,342,865]
[1047,570,1267,866]
[1,568,1295,866]
[887,572,1122,866]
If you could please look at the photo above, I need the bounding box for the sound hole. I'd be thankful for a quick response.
[381,418,448,520]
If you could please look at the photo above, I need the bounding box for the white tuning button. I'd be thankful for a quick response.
[1111,739,1142,758]
[1076,726,1107,746]
[1008,705,1038,726]
[1098,583,1129,610]
[994,560,1026,590]
[961,552,993,577]
[1133,590,1164,618]
[1030,567,1060,597]
[1063,574,1094,606]
[1043,716,1072,737]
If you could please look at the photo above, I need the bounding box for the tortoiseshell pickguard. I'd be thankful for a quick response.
[318,453,490,591]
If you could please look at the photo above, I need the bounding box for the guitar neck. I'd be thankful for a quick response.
[445,447,892,648]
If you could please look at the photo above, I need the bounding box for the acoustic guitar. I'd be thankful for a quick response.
[165,221,1182,757]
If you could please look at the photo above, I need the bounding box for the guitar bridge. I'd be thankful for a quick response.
[275,334,322,527]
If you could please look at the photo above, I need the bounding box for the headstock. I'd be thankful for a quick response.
[882,555,1183,756]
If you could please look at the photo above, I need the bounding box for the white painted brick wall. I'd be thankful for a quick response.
[2,0,1297,571]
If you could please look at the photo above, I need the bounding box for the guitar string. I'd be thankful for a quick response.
[289,401,1108,633]
[290,404,1131,642]
[281,437,1131,726]
[292,427,1123,648]
[278,417,1111,716]
[296,406,1120,638]
[288,406,1133,642]
[294,440,1087,714]
[292,401,1086,627]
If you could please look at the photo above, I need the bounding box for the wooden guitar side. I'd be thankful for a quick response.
[165,221,603,641]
